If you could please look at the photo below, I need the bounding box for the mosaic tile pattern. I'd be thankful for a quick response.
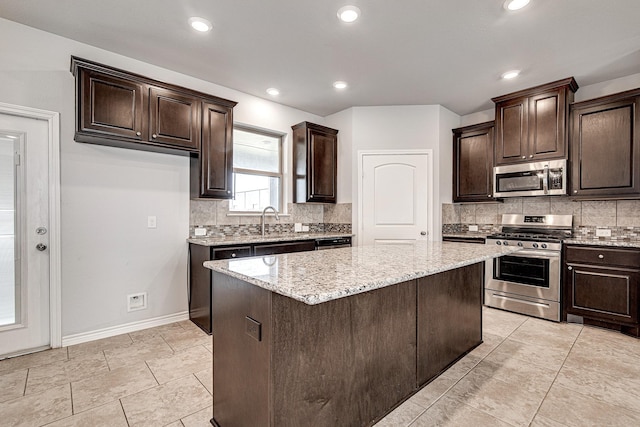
[204,242,520,305]
[189,223,352,238]
[188,231,353,247]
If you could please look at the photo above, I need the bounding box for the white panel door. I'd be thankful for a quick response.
[361,153,430,245]
[0,113,50,358]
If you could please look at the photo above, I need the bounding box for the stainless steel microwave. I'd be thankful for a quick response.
[493,159,567,197]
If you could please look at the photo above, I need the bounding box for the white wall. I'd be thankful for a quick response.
[325,106,460,243]
[324,108,353,204]
[0,18,322,337]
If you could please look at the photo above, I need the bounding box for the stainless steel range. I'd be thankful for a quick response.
[485,214,573,322]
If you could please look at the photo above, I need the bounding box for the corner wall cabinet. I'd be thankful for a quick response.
[493,77,578,166]
[564,244,640,337]
[569,88,640,199]
[71,56,237,199]
[292,122,338,203]
[452,121,495,202]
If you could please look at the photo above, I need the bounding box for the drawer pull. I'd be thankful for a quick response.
[231,253,237,258]
[568,266,573,271]
[598,254,604,259]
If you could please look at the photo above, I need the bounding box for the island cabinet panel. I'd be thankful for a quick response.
[253,240,316,256]
[569,89,640,199]
[417,263,483,385]
[493,77,577,166]
[270,282,417,427]
[210,261,487,426]
[211,272,272,427]
[452,121,495,202]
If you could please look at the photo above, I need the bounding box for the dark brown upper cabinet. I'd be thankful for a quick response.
[292,122,338,203]
[452,121,495,202]
[71,56,235,157]
[149,87,200,151]
[190,102,235,199]
[493,77,578,166]
[569,88,640,199]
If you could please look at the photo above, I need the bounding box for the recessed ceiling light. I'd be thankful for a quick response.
[503,0,530,11]
[333,81,348,89]
[337,6,361,23]
[501,70,521,80]
[266,88,280,96]
[188,17,212,32]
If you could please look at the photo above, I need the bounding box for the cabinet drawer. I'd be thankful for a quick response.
[253,240,316,256]
[565,245,640,268]
[212,246,252,260]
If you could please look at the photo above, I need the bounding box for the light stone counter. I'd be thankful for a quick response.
[204,241,520,305]
[564,238,640,249]
[188,232,353,247]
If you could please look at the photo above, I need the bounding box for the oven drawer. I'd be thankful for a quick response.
[565,245,640,268]
[484,290,560,322]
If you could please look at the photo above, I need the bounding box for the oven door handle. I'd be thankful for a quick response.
[505,250,560,259]
[543,165,549,194]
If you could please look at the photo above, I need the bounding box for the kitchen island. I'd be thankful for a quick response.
[204,242,519,427]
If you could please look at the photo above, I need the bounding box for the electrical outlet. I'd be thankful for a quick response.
[147,216,157,229]
[127,292,147,312]
[294,223,303,232]
[595,228,612,237]
[301,225,309,232]
[194,227,207,236]
[468,225,479,232]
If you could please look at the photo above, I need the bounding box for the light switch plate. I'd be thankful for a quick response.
[595,228,612,237]
[194,227,207,236]
[468,225,479,232]
[147,216,157,229]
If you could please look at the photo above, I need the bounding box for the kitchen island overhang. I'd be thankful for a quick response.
[204,242,520,427]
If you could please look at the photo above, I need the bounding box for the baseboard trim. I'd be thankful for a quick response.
[61,311,190,347]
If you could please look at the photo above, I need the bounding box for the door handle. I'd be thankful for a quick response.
[36,243,47,251]
[420,231,427,236]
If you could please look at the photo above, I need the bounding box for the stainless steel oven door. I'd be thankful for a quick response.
[485,250,560,301]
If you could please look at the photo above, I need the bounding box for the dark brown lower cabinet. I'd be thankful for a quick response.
[188,240,317,334]
[564,244,640,337]
[211,263,483,426]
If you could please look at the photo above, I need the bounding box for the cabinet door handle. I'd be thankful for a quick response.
[568,266,573,270]
[521,155,526,159]
[598,254,604,259]
[487,194,491,198]
[152,134,157,139]
[136,131,141,136]
[529,155,534,158]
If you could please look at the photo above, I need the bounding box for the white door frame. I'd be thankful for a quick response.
[0,102,61,349]
[357,149,434,245]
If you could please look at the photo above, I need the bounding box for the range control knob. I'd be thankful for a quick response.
[503,241,509,246]
[517,242,523,247]
[541,243,548,249]
[496,241,502,245]
[532,243,539,248]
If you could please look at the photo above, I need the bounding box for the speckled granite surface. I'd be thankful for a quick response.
[563,239,640,248]
[442,233,490,240]
[204,242,520,305]
[188,232,354,247]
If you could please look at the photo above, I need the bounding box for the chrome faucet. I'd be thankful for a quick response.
[261,206,280,236]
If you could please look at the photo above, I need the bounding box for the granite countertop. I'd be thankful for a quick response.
[442,233,490,240]
[204,241,520,305]
[563,239,640,249]
[188,232,354,247]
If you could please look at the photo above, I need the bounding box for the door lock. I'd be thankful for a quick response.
[36,227,47,235]
[420,231,427,236]
[36,243,47,251]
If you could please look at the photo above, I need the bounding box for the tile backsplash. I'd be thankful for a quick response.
[190,200,352,237]
[443,198,640,242]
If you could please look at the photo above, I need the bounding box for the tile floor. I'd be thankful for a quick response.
[1,308,639,426]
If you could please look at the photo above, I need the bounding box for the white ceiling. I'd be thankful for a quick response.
[1,0,639,117]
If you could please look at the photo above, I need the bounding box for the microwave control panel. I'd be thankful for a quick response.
[549,169,563,190]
